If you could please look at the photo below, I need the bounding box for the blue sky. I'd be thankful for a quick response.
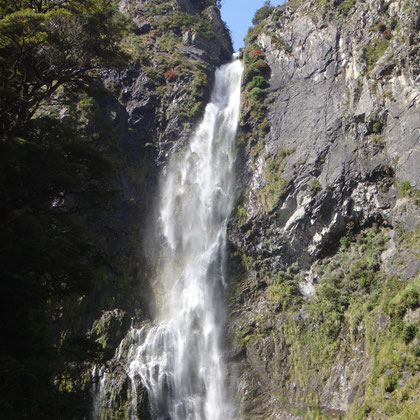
[219,0,286,51]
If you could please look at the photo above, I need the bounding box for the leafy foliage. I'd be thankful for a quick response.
[252,1,274,25]
[363,38,390,73]
[0,2,128,418]
[241,45,271,129]
[0,0,128,138]
[400,181,420,207]
[149,2,214,41]
[256,150,293,213]
[259,223,420,418]
[338,0,357,16]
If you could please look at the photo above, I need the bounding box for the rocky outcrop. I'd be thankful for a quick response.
[86,0,233,417]
[100,0,232,312]
[90,310,132,360]
[234,0,419,268]
[114,0,232,161]
[229,0,419,418]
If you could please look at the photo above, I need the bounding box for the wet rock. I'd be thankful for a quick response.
[91,309,131,360]
[92,361,151,420]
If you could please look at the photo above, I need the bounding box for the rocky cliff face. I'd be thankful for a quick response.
[86,1,233,418]
[71,0,419,418]
[8,0,419,418]
[84,0,232,319]
[229,0,419,418]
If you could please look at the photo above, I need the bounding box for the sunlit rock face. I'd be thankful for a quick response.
[229,0,420,418]
[233,0,419,269]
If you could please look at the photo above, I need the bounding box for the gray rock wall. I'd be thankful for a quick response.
[229,0,419,418]
[234,0,419,266]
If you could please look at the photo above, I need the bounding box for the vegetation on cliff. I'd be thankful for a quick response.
[1,0,417,419]
[230,0,420,418]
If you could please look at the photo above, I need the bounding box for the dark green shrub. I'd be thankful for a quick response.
[372,121,383,133]
[383,371,399,392]
[252,1,274,25]
[400,285,420,309]
[359,270,373,289]
[412,344,420,357]
[399,182,420,207]
[339,0,357,15]
[247,75,268,90]
[400,181,412,194]
[340,236,351,248]
[259,118,270,134]
[267,282,302,311]
[402,323,418,343]
[250,87,265,101]
[154,10,214,40]
[364,39,390,72]
[388,301,407,319]
[145,67,165,85]
[308,177,321,193]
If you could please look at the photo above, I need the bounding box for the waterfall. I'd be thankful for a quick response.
[94,57,243,420]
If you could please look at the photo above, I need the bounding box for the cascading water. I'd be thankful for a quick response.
[131,57,243,420]
[95,57,243,420]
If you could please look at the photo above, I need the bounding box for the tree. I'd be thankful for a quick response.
[252,1,274,25]
[0,0,128,139]
[0,2,129,417]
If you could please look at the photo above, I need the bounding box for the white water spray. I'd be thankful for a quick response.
[126,58,242,420]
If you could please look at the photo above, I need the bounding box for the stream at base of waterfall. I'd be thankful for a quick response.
[94,57,243,420]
